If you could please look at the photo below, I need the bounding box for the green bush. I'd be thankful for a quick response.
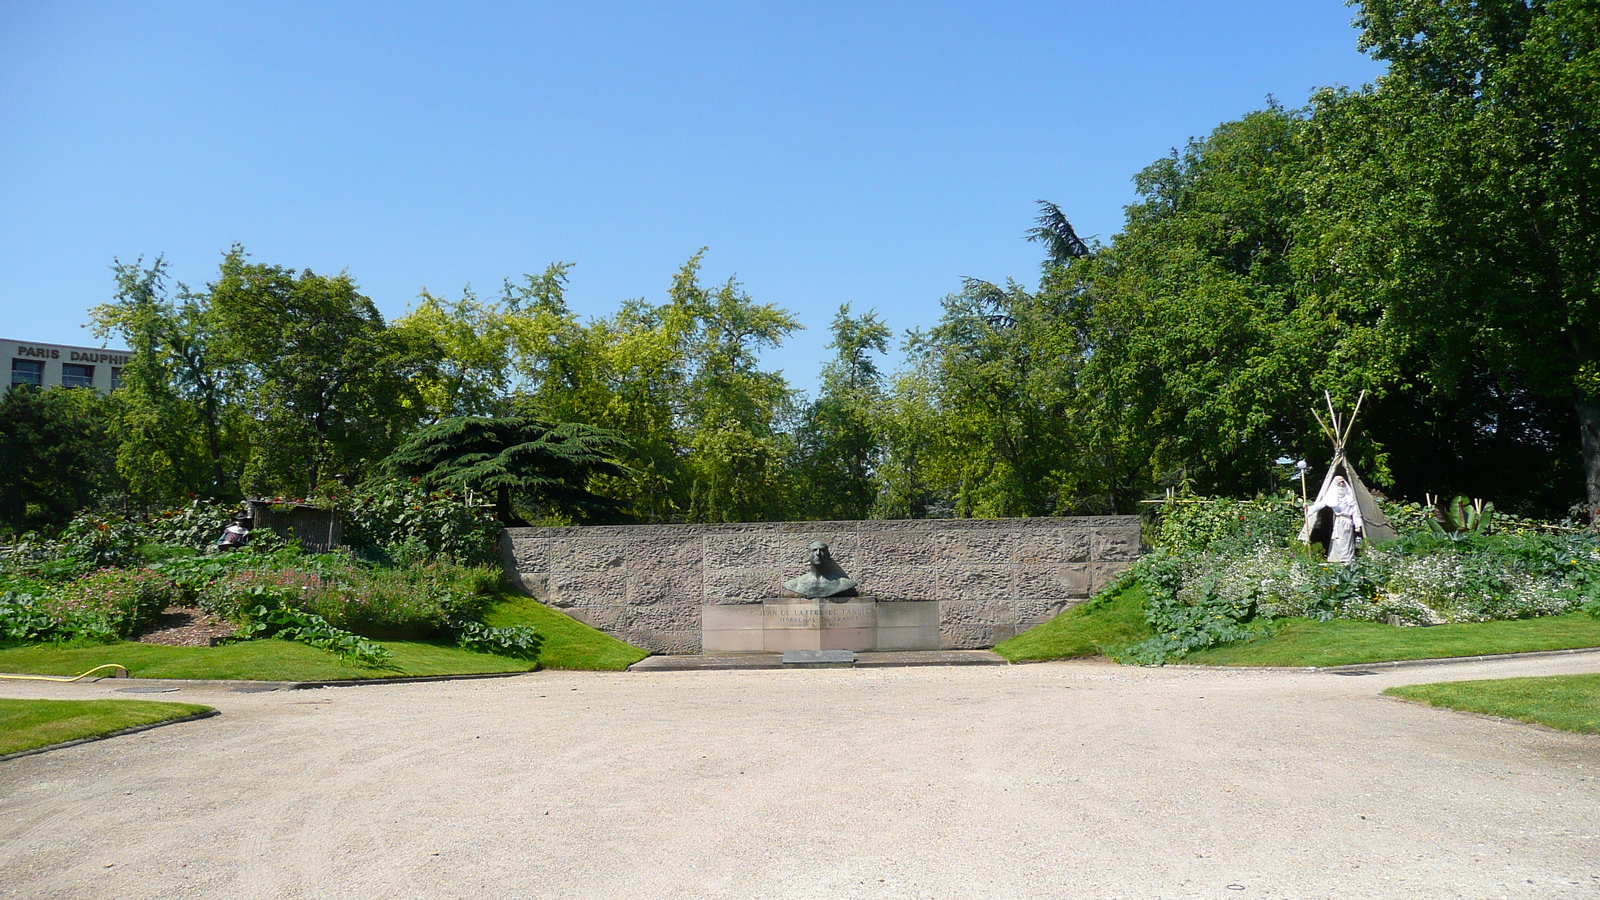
[47,568,175,637]
[198,558,499,639]
[337,478,501,566]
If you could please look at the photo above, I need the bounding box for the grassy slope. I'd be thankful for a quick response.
[1184,613,1600,667]
[482,592,649,670]
[0,592,647,681]
[992,583,1155,662]
[0,698,213,755]
[1385,673,1600,734]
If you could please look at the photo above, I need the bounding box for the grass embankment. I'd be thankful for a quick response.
[1385,673,1600,735]
[1185,613,1600,667]
[483,591,649,671]
[0,698,213,756]
[993,583,1155,662]
[0,592,646,681]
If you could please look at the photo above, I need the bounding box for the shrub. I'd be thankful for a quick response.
[47,568,175,637]
[452,621,542,659]
[337,478,501,566]
[0,590,119,644]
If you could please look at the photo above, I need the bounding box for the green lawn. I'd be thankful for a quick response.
[482,592,649,670]
[1,698,214,756]
[1385,673,1600,734]
[1183,613,1600,667]
[993,583,1156,662]
[0,638,535,682]
[0,592,645,682]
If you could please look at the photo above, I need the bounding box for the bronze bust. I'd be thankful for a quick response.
[783,541,857,598]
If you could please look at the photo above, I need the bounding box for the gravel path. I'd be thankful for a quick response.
[2,653,1598,899]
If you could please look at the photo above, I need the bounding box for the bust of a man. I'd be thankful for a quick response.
[782,541,857,598]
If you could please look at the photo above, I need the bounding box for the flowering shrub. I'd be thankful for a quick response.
[198,559,499,639]
[47,568,175,637]
[1117,495,1600,664]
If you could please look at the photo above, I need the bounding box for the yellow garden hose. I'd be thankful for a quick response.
[0,664,129,682]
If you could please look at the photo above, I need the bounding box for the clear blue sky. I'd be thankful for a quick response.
[0,1,1384,391]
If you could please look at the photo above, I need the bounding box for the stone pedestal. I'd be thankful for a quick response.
[702,598,939,653]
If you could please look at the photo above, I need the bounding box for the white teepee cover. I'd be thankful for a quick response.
[1298,448,1397,545]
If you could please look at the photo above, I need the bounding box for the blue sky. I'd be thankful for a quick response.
[0,1,1384,391]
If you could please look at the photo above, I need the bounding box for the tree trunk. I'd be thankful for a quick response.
[1578,395,1600,527]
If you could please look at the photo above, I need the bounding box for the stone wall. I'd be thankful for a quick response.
[499,516,1142,655]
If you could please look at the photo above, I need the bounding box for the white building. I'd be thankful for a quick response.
[3,338,131,394]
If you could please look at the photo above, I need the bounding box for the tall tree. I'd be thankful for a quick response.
[208,247,426,496]
[0,386,122,534]
[791,304,891,520]
[1328,0,1600,514]
[89,257,246,503]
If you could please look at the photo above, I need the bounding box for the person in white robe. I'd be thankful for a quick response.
[1306,475,1363,563]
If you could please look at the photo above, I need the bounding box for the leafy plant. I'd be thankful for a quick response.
[226,604,391,667]
[451,620,542,659]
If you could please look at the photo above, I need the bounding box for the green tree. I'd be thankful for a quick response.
[791,304,891,520]
[89,257,246,504]
[207,247,426,497]
[377,417,631,525]
[0,386,122,534]
[1320,0,1600,514]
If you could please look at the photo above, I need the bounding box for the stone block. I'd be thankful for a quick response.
[1011,529,1091,564]
[702,567,787,603]
[1014,563,1091,600]
[1091,524,1142,561]
[626,569,699,606]
[509,572,551,600]
[703,533,786,568]
[624,534,703,571]
[939,622,1015,649]
[875,624,940,651]
[850,564,938,600]
[939,567,1012,602]
[550,537,628,572]
[763,628,823,652]
[702,627,766,653]
[547,571,626,606]
[505,535,553,572]
[701,604,764,631]
[1092,560,1135,593]
[855,531,932,568]
[939,599,1015,627]
[931,529,1015,564]
[875,601,938,628]
[763,598,822,630]
[820,600,875,629]
[1014,597,1073,626]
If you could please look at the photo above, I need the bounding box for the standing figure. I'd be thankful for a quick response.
[1306,475,1362,563]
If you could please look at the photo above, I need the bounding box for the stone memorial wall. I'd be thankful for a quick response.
[499,516,1142,655]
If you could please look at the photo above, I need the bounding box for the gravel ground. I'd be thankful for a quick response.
[2,653,1598,900]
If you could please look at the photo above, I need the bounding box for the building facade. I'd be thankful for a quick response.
[3,338,131,394]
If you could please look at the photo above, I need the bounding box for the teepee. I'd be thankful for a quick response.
[1298,391,1398,547]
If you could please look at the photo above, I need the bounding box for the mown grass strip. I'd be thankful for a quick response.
[993,583,1156,662]
[0,638,535,682]
[1182,613,1600,668]
[0,698,214,756]
[1384,673,1600,734]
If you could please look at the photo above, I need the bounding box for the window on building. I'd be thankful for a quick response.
[110,366,123,391]
[11,359,43,387]
[61,363,94,388]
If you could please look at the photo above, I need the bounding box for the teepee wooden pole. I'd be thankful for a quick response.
[1341,390,1367,447]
